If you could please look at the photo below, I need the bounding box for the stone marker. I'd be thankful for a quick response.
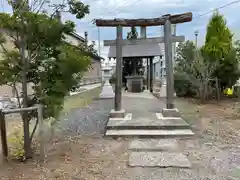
[99,79,115,99]
[129,139,178,151]
[129,152,191,168]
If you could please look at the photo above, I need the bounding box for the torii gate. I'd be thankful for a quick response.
[95,12,192,118]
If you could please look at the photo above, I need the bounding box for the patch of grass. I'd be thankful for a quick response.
[175,98,201,124]
[62,87,101,113]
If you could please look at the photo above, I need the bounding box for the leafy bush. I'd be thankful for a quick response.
[174,72,197,97]
[8,126,39,161]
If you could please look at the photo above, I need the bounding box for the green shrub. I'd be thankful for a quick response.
[8,128,25,161]
[174,72,197,97]
[7,126,39,161]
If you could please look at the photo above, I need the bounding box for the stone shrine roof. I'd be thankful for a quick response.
[108,43,164,58]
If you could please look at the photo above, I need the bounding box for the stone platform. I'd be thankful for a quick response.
[129,151,191,168]
[105,91,193,169]
[128,139,192,168]
[129,139,178,152]
[107,115,190,130]
[105,91,194,138]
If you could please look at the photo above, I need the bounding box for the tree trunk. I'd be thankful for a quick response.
[199,81,205,104]
[20,38,32,159]
[215,77,220,101]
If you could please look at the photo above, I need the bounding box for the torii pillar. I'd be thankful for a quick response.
[110,25,126,118]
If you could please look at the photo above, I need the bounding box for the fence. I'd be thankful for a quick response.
[0,105,44,161]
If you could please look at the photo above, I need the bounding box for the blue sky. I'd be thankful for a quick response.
[1,0,240,59]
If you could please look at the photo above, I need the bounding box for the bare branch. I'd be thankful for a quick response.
[31,0,49,13]
[30,117,39,143]
[13,82,22,108]
[0,43,9,54]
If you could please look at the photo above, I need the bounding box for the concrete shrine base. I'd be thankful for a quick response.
[126,75,144,93]
[109,109,126,118]
[162,108,181,117]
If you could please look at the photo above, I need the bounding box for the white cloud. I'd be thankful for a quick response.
[1,0,239,50]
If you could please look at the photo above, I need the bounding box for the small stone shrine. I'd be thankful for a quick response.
[108,42,163,93]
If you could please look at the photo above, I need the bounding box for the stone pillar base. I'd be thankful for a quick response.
[162,108,181,117]
[109,109,126,118]
[99,79,115,99]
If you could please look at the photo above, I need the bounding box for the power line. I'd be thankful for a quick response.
[87,0,144,27]
[193,0,240,19]
[87,0,240,52]
[147,0,240,36]
[86,0,145,53]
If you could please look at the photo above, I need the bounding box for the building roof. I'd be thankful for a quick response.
[68,32,85,42]
[67,32,104,61]
[108,43,164,58]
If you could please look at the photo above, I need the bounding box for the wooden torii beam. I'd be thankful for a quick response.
[103,36,185,46]
[95,12,192,27]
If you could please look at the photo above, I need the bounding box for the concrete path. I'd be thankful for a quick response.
[122,91,164,118]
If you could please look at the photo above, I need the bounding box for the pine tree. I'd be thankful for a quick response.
[203,11,240,88]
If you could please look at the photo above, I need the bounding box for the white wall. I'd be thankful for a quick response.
[64,34,82,46]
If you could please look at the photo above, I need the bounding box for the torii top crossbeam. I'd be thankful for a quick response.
[95,12,192,27]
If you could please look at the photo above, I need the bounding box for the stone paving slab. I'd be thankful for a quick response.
[128,139,179,152]
[107,117,190,130]
[105,129,194,137]
[129,152,191,168]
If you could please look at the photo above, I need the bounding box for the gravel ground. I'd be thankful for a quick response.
[56,98,114,136]
[1,94,240,180]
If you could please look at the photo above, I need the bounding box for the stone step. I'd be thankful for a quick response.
[129,151,191,168]
[105,129,194,138]
[106,117,190,130]
[128,139,179,152]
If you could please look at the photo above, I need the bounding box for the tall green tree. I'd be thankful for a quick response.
[204,11,232,59]
[203,11,239,88]
[0,0,91,159]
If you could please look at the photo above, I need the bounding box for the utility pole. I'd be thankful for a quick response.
[194,30,199,47]
[172,24,176,68]
[98,27,101,56]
